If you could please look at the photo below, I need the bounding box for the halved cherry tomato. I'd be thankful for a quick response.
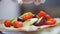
[13,21,23,28]
[4,20,11,27]
[46,19,56,25]
[37,10,47,18]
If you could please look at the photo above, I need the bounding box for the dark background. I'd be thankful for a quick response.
[21,0,60,18]
[0,0,60,19]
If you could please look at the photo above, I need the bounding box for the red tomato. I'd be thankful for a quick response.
[4,20,11,27]
[37,10,47,18]
[28,13,34,18]
[46,19,56,25]
[22,14,29,20]
[49,19,56,23]
[22,13,34,20]
[13,21,23,28]
[46,15,52,20]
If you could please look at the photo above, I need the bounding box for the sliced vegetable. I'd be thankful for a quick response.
[11,18,17,26]
[35,17,46,26]
[17,17,24,22]
[20,12,34,20]
[4,11,56,28]
[37,10,47,18]
[23,18,38,26]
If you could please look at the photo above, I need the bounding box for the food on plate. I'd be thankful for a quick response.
[17,17,24,22]
[37,10,47,18]
[37,10,52,20]
[35,17,46,26]
[4,20,11,27]
[13,21,23,28]
[19,12,34,20]
[46,19,56,25]
[4,10,56,28]
[11,18,17,26]
[46,15,52,20]
[23,18,38,26]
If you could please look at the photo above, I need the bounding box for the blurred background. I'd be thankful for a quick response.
[0,0,60,19]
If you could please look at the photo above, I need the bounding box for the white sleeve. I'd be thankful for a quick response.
[34,0,46,6]
[40,0,46,3]
[17,0,23,5]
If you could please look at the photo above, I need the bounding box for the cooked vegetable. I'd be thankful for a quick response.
[35,17,46,26]
[37,10,47,18]
[4,10,56,28]
[20,12,34,20]
[11,18,17,26]
[17,17,24,22]
[23,18,38,26]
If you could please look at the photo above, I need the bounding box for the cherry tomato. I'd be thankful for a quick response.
[49,19,56,23]
[46,19,56,25]
[46,15,52,20]
[37,10,47,18]
[22,13,34,20]
[13,21,23,28]
[4,20,11,27]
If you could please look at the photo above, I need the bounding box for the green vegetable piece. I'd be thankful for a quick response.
[11,18,17,26]
[23,18,38,26]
